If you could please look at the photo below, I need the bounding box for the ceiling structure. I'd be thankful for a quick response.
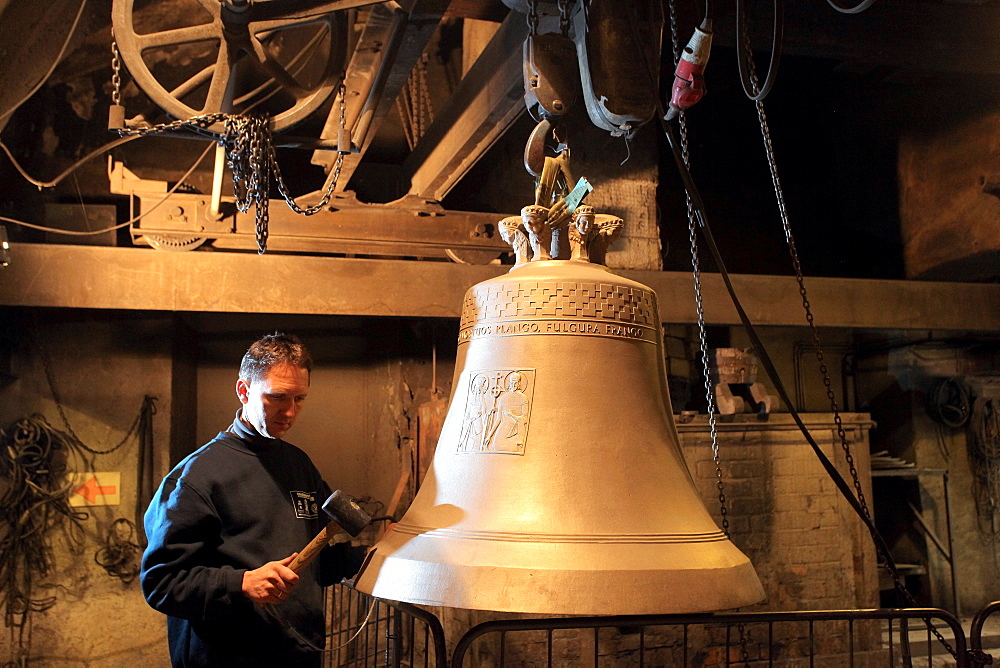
[1,0,1000,323]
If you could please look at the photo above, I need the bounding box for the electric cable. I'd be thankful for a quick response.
[0,135,139,189]
[0,141,213,236]
[736,0,783,101]
[0,0,89,124]
[0,416,88,642]
[263,591,378,654]
[827,0,878,14]
[94,518,142,583]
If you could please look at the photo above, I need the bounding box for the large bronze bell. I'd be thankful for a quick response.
[355,211,764,614]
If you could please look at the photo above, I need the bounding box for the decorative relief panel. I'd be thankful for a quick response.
[457,369,535,455]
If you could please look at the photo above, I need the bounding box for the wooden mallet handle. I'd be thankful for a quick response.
[286,490,370,574]
[288,521,344,574]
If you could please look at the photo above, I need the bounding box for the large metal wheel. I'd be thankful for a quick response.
[111,0,355,131]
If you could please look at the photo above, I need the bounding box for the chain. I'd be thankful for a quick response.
[740,32,957,661]
[111,76,349,254]
[527,0,539,35]
[111,37,122,106]
[558,0,572,36]
[223,113,271,253]
[668,0,729,538]
[270,83,347,216]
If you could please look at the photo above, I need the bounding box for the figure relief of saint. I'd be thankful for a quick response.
[457,374,489,452]
[493,371,529,453]
[457,370,534,454]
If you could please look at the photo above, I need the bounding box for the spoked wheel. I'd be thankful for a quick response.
[111,0,356,132]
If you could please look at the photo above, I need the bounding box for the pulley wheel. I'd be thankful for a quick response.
[111,0,351,132]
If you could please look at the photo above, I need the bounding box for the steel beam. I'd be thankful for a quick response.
[3,244,1000,333]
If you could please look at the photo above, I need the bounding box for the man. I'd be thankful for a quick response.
[141,333,367,667]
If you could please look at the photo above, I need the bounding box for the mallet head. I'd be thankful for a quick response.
[322,490,371,536]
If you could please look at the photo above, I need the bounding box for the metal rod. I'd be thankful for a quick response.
[907,501,951,559]
[943,471,960,618]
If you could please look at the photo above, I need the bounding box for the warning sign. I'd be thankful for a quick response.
[69,472,121,507]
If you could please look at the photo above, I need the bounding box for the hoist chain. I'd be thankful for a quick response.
[739,23,958,662]
[527,0,539,35]
[558,0,572,37]
[109,35,346,254]
[111,36,122,106]
[668,0,729,540]
[671,2,749,663]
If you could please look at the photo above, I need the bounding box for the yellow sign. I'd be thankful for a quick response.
[69,472,121,507]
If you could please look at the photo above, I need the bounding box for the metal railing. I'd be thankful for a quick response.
[324,587,999,668]
[450,608,969,667]
[969,601,1000,667]
[324,584,447,668]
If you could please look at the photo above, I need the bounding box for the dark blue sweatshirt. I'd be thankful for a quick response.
[140,414,366,667]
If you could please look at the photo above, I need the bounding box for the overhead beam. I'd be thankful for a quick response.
[402,9,528,201]
[3,244,1000,332]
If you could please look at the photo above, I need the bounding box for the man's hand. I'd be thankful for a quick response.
[242,553,300,605]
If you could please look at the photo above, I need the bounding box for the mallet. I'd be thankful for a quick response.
[288,490,371,574]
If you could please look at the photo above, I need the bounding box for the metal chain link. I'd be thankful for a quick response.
[739,17,869,520]
[739,25,958,661]
[527,0,539,35]
[111,37,122,106]
[558,0,572,37]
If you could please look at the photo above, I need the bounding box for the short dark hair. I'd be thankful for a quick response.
[239,333,313,383]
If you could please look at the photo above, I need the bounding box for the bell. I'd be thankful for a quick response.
[355,258,765,614]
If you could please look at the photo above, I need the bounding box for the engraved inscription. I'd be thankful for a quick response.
[458,319,657,343]
[457,370,535,455]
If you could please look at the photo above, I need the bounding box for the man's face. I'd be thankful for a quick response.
[237,362,310,439]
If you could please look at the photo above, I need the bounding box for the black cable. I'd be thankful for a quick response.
[136,395,157,546]
[94,518,142,583]
[0,416,89,636]
[658,116,910,604]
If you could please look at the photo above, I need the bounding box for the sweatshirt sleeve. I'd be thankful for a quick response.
[140,475,248,621]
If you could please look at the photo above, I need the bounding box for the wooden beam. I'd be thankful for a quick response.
[402,9,528,201]
[3,244,999,332]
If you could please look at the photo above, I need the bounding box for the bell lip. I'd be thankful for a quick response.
[355,548,766,615]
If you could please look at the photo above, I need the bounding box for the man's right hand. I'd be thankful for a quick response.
[242,553,300,605]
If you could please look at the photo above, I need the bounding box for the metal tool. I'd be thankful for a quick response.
[288,490,371,574]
